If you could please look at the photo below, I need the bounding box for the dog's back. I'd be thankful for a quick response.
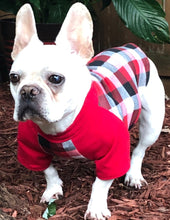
[87,43,150,129]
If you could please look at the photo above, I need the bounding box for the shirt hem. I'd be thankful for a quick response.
[18,157,51,172]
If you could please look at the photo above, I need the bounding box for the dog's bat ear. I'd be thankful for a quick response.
[55,3,94,63]
[11,4,41,60]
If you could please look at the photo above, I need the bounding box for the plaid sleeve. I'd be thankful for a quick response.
[17,121,53,171]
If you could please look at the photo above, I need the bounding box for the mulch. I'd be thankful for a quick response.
[0,82,170,220]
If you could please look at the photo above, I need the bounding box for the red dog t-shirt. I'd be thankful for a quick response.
[17,43,149,180]
[18,84,130,180]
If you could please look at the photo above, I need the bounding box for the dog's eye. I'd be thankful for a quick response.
[9,73,20,84]
[48,75,64,85]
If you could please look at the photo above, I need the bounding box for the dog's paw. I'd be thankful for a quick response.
[124,171,147,189]
[84,201,111,220]
[84,208,111,220]
[40,182,63,203]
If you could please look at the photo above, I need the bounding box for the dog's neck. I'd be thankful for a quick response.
[36,108,79,135]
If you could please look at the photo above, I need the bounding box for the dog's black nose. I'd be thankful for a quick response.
[20,85,40,100]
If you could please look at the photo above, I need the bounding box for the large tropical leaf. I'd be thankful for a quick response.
[47,0,71,23]
[112,0,170,43]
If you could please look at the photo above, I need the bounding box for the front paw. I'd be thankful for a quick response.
[40,182,63,203]
[84,200,111,220]
[124,170,147,189]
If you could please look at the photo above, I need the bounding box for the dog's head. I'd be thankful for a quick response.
[10,3,94,127]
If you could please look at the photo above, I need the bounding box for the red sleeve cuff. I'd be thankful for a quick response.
[17,121,53,171]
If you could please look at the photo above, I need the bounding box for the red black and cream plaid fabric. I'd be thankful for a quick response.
[87,43,150,129]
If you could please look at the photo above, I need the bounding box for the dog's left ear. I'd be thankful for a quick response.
[11,4,42,60]
[55,3,94,63]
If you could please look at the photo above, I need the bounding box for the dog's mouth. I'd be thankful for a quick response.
[18,102,43,121]
[19,108,40,121]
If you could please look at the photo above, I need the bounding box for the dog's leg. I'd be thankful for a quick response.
[40,165,63,203]
[84,177,113,220]
[125,59,165,188]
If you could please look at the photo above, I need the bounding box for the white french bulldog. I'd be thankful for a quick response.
[9,3,165,220]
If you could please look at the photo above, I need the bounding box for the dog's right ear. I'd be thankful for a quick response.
[11,4,42,60]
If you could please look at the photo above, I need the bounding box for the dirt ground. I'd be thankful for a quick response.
[0,82,170,220]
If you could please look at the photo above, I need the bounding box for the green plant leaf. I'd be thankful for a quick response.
[112,0,170,43]
[47,201,56,218]
[42,199,57,219]
[29,0,41,10]
[47,4,68,23]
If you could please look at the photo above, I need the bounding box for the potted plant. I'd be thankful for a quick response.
[1,0,169,41]
[0,0,170,78]
[0,0,100,74]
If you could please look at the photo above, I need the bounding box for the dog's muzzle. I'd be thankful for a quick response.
[18,85,42,121]
[20,85,40,100]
